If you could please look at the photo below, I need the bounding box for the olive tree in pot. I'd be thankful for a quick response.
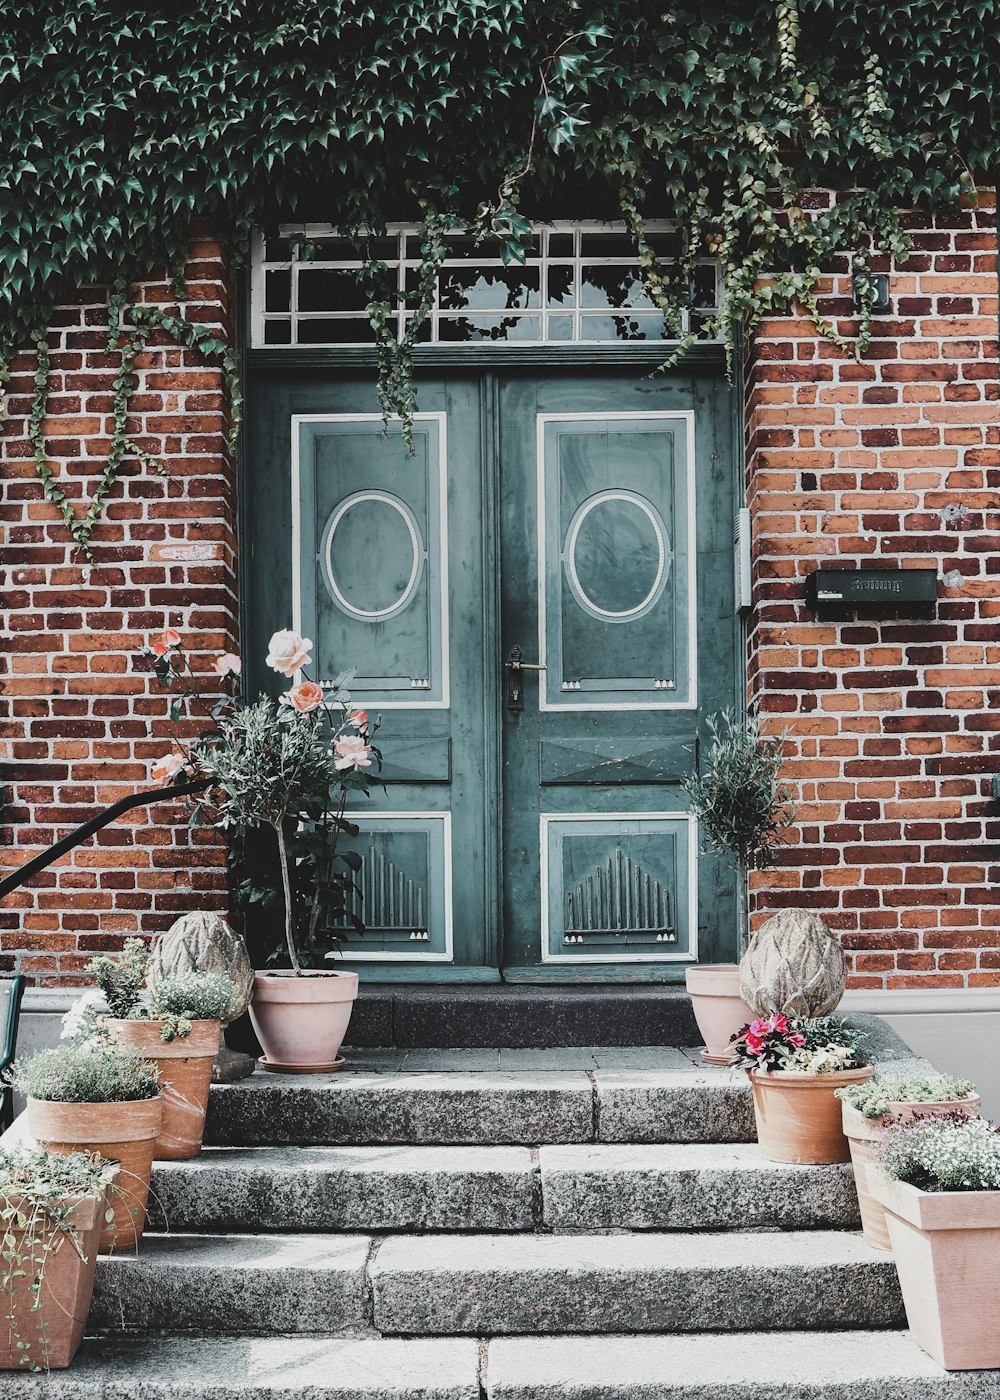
[682,709,795,1064]
[145,628,379,1074]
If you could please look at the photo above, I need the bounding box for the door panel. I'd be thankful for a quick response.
[246,375,495,976]
[499,373,737,977]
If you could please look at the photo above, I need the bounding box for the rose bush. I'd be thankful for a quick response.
[144,627,378,972]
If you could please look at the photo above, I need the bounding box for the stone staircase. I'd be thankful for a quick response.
[12,1040,1000,1397]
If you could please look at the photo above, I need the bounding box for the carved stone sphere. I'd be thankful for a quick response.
[146,912,255,1024]
[739,908,847,1020]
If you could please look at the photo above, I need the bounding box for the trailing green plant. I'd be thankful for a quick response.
[877,1114,1000,1193]
[10,1043,160,1105]
[0,1147,115,1372]
[148,972,237,1035]
[85,938,149,1021]
[836,1073,978,1119]
[2,2,995,550]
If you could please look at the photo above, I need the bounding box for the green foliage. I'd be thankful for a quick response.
[683,709,795,873]
[2,1,996,548]
[149,972,236,1027]
[836,1073,978,1119]
[799,1014,868,1061]
[878,1115,1000,1193]
[85,938,149,1020]
[11,1042,160,1105]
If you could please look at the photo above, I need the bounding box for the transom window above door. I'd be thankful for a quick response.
[250,222,721,348]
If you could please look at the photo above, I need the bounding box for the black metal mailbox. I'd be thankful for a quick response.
[805,567,938,614]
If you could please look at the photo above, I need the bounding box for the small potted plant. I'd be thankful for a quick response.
[11,1041,161,1252]
[682,708,795,1064]
[836,1073,980,1249]
[0,1146,117,1370]
[87,938,237,1160]
[732,1013,872,1163]
[873,1113,1000,1369]
[143,627,379,1073]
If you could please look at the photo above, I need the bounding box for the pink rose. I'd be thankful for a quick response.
[748,1019,771,1039]
[266,629,313,677]
[286,681,325,714]
[213,652,241,677]
[151,751,186,785]
[151,627,182,657]
[350,709,369,732]
[333,735,372,771]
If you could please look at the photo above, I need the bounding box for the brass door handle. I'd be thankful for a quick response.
[504,645,546,714]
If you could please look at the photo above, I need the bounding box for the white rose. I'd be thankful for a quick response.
[265,629,313,677]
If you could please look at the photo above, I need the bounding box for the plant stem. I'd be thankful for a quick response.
[275,820,301,975]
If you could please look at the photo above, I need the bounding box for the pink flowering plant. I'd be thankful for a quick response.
[142,627,379,973]
[731,1013,867,1074]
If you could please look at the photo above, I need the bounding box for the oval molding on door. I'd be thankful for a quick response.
[322,490,425,621]
[563,488,671,622]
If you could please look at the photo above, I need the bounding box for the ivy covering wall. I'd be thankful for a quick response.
[1,1,997,551]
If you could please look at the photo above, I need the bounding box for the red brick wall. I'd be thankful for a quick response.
[0,236,238,983]
[744,192,1000,990]
[3,204,999,991]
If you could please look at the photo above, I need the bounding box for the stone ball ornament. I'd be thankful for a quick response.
[146,911,255,1024]
[739,908,847,1020]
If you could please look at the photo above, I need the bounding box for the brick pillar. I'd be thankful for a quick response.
[0,235,238,983]
[744,193,1000,989]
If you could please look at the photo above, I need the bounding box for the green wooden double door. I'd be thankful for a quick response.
[247,368,738,981]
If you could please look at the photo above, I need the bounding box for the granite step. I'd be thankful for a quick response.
[370,1228,900,1335]
[204,1051,756,1147]
[538,1142,860,1230]
[7,1331,998,1398]
[149,1143,858,1234]
[485,1330,1000,1398]
[90,1229,901,1336]
[150,1145,537,1233]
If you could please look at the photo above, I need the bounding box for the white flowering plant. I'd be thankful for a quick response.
[142,628,381,973]
[877,1114,1000,1193]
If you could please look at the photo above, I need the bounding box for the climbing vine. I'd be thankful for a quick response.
[1,0,996,551]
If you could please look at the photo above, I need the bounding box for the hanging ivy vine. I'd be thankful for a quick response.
[1,0,995,553]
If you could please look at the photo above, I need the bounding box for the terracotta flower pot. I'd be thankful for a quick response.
[0,1184,112,1369]
[249,970,359,1073]
[873,1172,1000,1369]
[27,1096,162,1253]
[103,1018,221,1160]
[685,965,753,1066]
[843,1094,981,1250]
[749,1064,874,1164]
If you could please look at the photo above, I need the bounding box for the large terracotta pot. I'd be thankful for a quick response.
[249,970,359,1073]
[873,1172,1000,1369]
[843,1093,981,1250]
[27,1096,162,1252]
[685,965,753,1066]
[104,1018,221,1160]
[749,1064,874,1164]
[0,1185,111,1369]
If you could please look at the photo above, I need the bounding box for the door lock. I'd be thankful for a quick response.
[504,645,546,714]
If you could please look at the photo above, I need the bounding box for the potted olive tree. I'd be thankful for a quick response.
[874,1114,1000,1369]
[144,627,379,1073]
[836,1072,980,1249]
[86,937,237,1159]
[682,708,795,1063]
[732,1013,872,1163]
[12,1041,161,1252]
[0,1146,117,1370]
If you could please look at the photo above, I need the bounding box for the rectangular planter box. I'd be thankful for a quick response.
[873,1172,1000,1369]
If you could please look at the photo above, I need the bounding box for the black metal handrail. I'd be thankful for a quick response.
[0,778,209,899]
